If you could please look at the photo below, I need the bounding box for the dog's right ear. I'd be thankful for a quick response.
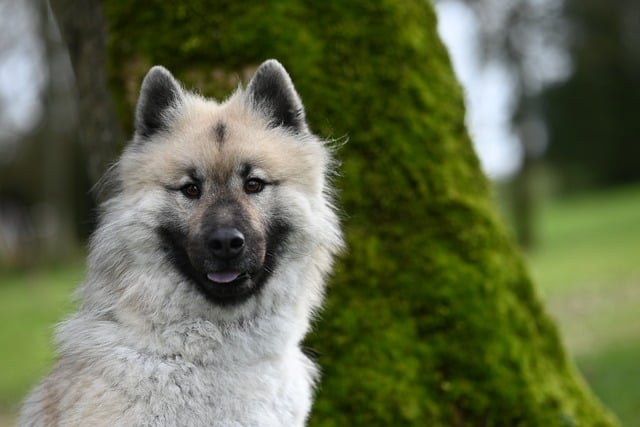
[135,66,183,139]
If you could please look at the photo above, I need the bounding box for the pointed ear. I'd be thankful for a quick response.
[245,59,309,134]
[135,66,183,138]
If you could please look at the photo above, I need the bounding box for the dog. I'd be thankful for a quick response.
[19,59,343,427]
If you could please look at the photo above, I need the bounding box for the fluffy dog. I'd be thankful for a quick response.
[20,59,342,427]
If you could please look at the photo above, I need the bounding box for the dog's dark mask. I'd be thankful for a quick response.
[157,201,292,306]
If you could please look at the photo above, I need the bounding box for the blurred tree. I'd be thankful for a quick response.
[0,0,79,264]
[38,0,79,258]
[104,1,617,425]
[542,0,640,191]
[50,0,122,184]
[443,0,570,248]
[0,0,44,265]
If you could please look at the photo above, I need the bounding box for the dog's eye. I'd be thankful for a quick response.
[181,183,201,199]
[244,178,265,194]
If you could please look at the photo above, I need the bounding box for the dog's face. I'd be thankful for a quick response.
[153,143,288,306]
[115,61,335,307]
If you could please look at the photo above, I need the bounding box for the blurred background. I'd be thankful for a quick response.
[0,0,638,425]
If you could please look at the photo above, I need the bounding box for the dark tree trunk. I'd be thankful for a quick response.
[49,0,122,184]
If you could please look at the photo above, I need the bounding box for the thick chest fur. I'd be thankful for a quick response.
[23,341,314,427]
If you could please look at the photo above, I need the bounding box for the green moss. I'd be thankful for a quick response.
[105,1,618,425]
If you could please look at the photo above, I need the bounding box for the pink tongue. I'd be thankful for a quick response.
[207,271,241,284]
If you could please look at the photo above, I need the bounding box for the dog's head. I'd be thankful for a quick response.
[105,60,341,311]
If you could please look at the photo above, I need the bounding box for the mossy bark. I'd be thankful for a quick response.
[105,1,618,425]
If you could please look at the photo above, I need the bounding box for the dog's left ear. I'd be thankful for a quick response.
[245,59,309,134]
[135,66,184,139]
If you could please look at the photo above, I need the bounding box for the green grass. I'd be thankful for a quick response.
[525,183,640,427]
[0,263,82,420]
[577,340,640,427]
[528,185,640,296]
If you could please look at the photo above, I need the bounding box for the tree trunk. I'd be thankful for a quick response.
[50,0,122,184]
[35,0,77,259]
[511,105,544,250]
[105,1,618,425]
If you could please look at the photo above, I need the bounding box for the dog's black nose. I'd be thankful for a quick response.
[209,228,245,259]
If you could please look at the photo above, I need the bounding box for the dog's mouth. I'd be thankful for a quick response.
[195,270,259,305]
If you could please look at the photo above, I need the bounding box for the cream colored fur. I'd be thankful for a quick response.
[19,60,342,427]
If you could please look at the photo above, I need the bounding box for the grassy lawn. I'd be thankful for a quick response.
[0,263,82,424]
[577,340,640,427]
[528,185,640,297]
[0,185,638,425]
[526,184,640,426]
